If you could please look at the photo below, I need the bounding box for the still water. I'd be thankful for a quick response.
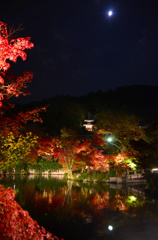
[0,175,158,240]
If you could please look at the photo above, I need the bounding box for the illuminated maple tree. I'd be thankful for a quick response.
[37,136,96,177]
[37,136,130,176]
[37,137,59,158]
[0,185,62,240]
[0,21,63,240]
[51,136,111,177]
[53,138,89,178]
[0,21,46,134]
[0,21,34,106]
[0,21,46,165]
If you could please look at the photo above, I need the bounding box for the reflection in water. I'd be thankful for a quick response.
[0,175,158,240]
[28,174,64,180]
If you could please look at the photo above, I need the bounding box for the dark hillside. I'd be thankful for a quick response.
[13,85,158,134]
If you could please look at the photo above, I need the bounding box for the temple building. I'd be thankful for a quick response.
[83,113,94,131]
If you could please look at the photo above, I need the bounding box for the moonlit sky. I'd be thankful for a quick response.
[1,0,158,103]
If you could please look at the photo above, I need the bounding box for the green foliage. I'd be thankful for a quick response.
[130,120,158,170]
[15,163,29,174]
[34,177,67,190]
[28,159,63,174]
[74,172,90,180]
[12,159,63,175]
[72,172,109,181]
[95,110,144,154]
[108,169,117,177]
[124,158,137,170]
[65,170,118,181]
[91,172,109,181]
[0,132,38,171]
[63,173,68,178]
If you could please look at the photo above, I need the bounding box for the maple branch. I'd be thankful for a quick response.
[8,24,24,40]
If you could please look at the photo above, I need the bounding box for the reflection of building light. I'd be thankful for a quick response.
[152,168,158,173]
[83,213,93,224]
[108,225,113,231]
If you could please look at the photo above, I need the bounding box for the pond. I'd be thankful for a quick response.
[0,175,158,240]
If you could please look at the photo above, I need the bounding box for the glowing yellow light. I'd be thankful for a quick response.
[125,159,137,170]
[128,195,137,202]
[129,162,136,169]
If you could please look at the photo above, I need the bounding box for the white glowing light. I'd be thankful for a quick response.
[108,10,113,16]
[129,162,136,169]
[107,137,113,142]
[108,225,113,231]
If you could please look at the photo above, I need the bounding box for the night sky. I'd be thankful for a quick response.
[1,0,158,103]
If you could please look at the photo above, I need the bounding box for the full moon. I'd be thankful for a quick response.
[108,10,113,16]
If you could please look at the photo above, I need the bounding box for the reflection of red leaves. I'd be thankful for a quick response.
[0,93,3,100]
[52,195,64,208]
[92,192,129,214]
[0,76,4,84]
[34,191,64,211]
[0,185,61,239]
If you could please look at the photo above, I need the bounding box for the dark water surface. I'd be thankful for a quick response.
[1,175,158,240]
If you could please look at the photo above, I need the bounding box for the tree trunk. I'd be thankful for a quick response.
[67,170,73,179]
